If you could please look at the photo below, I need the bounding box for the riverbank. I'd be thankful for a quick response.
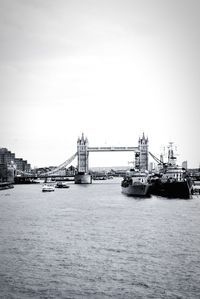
[0,182,14,190]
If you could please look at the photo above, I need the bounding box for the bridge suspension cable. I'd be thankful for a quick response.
[39,152,77,176]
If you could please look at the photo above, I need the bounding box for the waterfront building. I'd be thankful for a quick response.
[0,163,14,183]
[0,148,11,164]
[26,164,31,172]
[0,164,8,182]
[15,158,24,171]
[14,158,31,172]
[7,165,15,183]
[182,161,188,170]
[23,161,31,172]
[66,165,76,176]
[0,148,31,181]
[149,162,156,172]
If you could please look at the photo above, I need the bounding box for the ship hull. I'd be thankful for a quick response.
[122,184,151,197]
[150,180,191,199]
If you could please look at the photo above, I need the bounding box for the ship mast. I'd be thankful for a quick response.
[167,142,177,166]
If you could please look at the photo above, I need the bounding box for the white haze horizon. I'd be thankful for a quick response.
[0,0,200,169]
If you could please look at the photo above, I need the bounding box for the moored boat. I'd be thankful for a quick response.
[121,169,151,197]
[149,143,192,199]
[191,184,200,195]
[150,169,192,199]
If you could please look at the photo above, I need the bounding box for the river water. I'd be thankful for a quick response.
[0,178,200,299]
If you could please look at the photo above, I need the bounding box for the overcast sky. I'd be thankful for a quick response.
[0,0,200,168]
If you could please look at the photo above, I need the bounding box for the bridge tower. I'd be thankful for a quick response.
[75,133,92,184]
[137,133,148,171]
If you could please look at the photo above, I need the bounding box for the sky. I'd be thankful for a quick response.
[0,0,200,168]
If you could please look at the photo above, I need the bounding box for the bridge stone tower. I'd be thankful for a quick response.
[137,133,148,171]
[75,133,91,184]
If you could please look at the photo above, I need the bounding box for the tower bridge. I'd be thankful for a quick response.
[14,133,149,184]
[75,133,148,184]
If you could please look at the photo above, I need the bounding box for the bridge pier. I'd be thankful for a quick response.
[74,173,92,184]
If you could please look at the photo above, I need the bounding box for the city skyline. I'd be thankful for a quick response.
[0,0,200,168]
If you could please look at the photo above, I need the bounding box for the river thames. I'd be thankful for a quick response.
[0,178,200,298]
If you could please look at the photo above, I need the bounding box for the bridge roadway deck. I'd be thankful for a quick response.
[88,146,138,152]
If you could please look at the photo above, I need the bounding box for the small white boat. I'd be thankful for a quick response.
[42,184,55,192]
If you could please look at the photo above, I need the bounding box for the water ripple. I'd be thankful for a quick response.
[0,182,200,298]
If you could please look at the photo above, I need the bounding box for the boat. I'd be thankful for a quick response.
[191,180,200,195]
[191,185,200,195]
[42,184,55,192]
[121,169,151,197]
[149,143,192,199]
[55,182,70,188]
[150,167,192,198]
